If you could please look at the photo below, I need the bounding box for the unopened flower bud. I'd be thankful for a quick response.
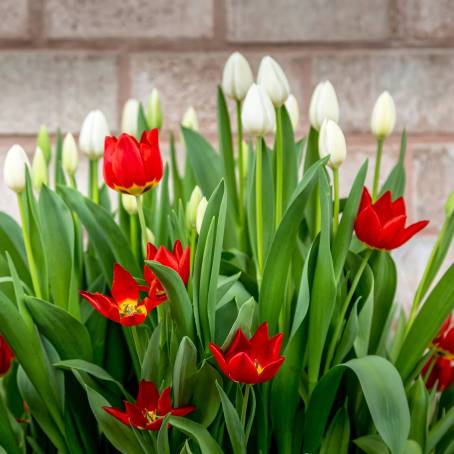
[146,228,155,244]
[121,194,138,215]
[121,99,140,137]
[181,107,199,132]
[37,125,52,163]
[370,91,396,139]
[196,197,208,235]
[309,80,339,130]
[147,88,163,130]
[79,110,110,160]
[186,186,203,229]
[319,119,347,169]
[285,94,299,131]
[4,144,30,193]
[222,52,254,102]
[257,56,290,107]
[241,84,275,137]
[62,133,79,177]
[32,147,48,190]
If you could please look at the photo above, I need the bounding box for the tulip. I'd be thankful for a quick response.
[370,91,396,139]
[147,88,163,130]
[37,125,52,163]
[121,98,140,137]
[181,107,199,132]
[121,194,138,215]
[309,80,339,130]
[285,94,299,131]
[186,186,203,229]
[3,144,30,193]
[196,196,208,235]
[103,130,163,196]
[319,119,347,169]
[80,263,162,326]
[209,322,285,384]
[31,147,48,190]
[144,240,190,302]
[104,380,195,430]
[354,187,429,250]
[241,84,275,137]
[222,52,254,102]
[79,110,110,160]
[0,336,14,376]
[62,133,79,177]
[257,56,290,107]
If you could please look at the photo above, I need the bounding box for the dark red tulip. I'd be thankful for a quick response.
[0,336,14,376]
[209,322,285,385]
[354,187,428,250]
[104,130,163,195]
[104,380,194,431]
[144,240,190,303]
[80,264,163,326]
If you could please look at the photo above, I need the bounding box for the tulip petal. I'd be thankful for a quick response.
[354,205,382,247]
[170,405,196,417]
[124,401,147,428]
[210,343,230,376]
[140,129,163,185]
[358,187,372,212]
[228,352,261,384]
[103,406,130,426]
[144,418,164,431]
[373,191,393,225]
[392,220,429,249]
[80,291,120,323]
[136,380,160,411]
[118,312,147,326]
[258,357,285,383]
[103,136,118,188]
[377,215,406,249]
[111,264,139,302]
[227,329,252,359]
[157,387,172,415]
[391,196,406,218]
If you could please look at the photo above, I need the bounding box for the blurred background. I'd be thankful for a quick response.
[0,0,453,306]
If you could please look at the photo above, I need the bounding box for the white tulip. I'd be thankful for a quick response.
[3,144,30,193]
[62,133,79,177]
[181,107,199,132]
[222,52,254,101]
[257,56,290,107]
[79,110,110,160]
[121,99,140,136]
[196,197,208,235]
[186,186,203,229]
[121,194,138,215]
[241,84,276,136]
[147,88,163,130]
[319,119,347,169]
[370,91,396,139]
[285,94,299,131]
[31,147,48,190]
[309,80,339,130]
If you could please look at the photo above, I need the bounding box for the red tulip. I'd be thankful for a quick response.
[354,187,428,250]
[209,322,285,384]
[0,336,14,376]
[80,264,163,326]
[144,240,190,303]
[104,380,195,431]
[104,130,163,195]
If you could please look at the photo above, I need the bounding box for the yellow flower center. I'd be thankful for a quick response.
[119,299,147,317]
[144,409,159,424]
[254,360,264,375]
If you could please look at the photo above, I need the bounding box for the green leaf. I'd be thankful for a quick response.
[173,337,198,407]
[137,103,149,139]
[0,391,23,454]
[303,127,320,237]
[281,106,298,210]
[408,378,428,449]
[320,405,350,454]
[380,129,407,198]
[220,297,256,349]
[157,414,171,454]
[169,132,184,204]
[354,435,389,454]
[427,406,454,453]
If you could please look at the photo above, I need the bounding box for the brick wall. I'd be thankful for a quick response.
[1,0,454,305]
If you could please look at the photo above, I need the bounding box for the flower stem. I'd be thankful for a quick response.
[69,175,77,190]
[135,196,148,254]
[372,138,384,200]
[241,384,251,427]
[130,214,138,259]
[275,106,283,230]
[236,100,245,230]
[89,160,99,204]
[189,227,197,276]
[332,167,340,236]
[17,193,42,299]
[256,137,264,277]
[131,326,143,366]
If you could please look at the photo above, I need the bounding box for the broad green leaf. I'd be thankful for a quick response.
[157,414,171,454]
[0,391,23,454]
[380,129,407,198]
[142,324,163,384]
[169,132,184,205]
[427,406,454,453]
[155,164,170,246]
[320,405,350,454]
[137,103,149,139]
[408,378,428,449]
[173,337,198,407]
[220,297,256,349]
[280,106,298,210]
[303,127,320,238]
[354,435,390,454]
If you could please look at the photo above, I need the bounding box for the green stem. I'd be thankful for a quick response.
[275,106,283,230]
[237,100,245,230]
[189,228,197,276]
[17,194,42,299]
[332,168,340,236]
[241,384,251,428]
[69,175,77,190]
[372,138,384,200]
[136,196,148,254]
[89,160,99,204]
[131,326,143,366]
[130,214,138,259]
[256,137,264,278]
[324,249,373,372]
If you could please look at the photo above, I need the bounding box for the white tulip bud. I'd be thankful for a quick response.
[62,133,79,177]
[4,144,30,193]
[319,119,347,169]
[121,194,138,215]
[196,197,208,235]
[241,84,276,137]
[37,125,52,163]
[370,91,396,139]
[146,228,155,244]
[285,94,299,131]
[31,147,48,190]
[79,110,110,160]
[186,186,203,229]
[257,56,290,107]
[309,80,340,130]
[222,52,254,102]
[121,99,140,137]
[181,107,199,132]
[147,88,163,130]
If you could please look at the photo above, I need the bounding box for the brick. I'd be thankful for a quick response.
[0,0,28,39]
[398,0,454,40]
[130,52,307,137]
[0,52,118,134]
[311,52,454,134]
[226,0,391,42]
[45,0,213,39]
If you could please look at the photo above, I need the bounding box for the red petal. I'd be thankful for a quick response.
[250,322,270,347]
[140,129,163,185]
[142,296,164,314]
[124,401,147,428]
[354,205,382,248]
[144,418,163,431]
[391,196,406,218]
[179,246,191,285]
[358,187,372,213]
[103,136,118,189]
[146,242,158,260]
[118,312,147,326]
[269,333,284,358]
[80,291,120,323]
[373,191,393,225]
[173,240,183,258]
[157,387,172,415]
[136,380,159,410]
[111,264,139,302]
[209,343,230,377]
[103,406,131,426]
[377,215,407,250]
[170,405,195,417]
[391,220,429,249]
[228,352,261,384]
[226,329,252,359]
[257,357,285,383]
[440,327,454,354]
[437,358,454,390]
